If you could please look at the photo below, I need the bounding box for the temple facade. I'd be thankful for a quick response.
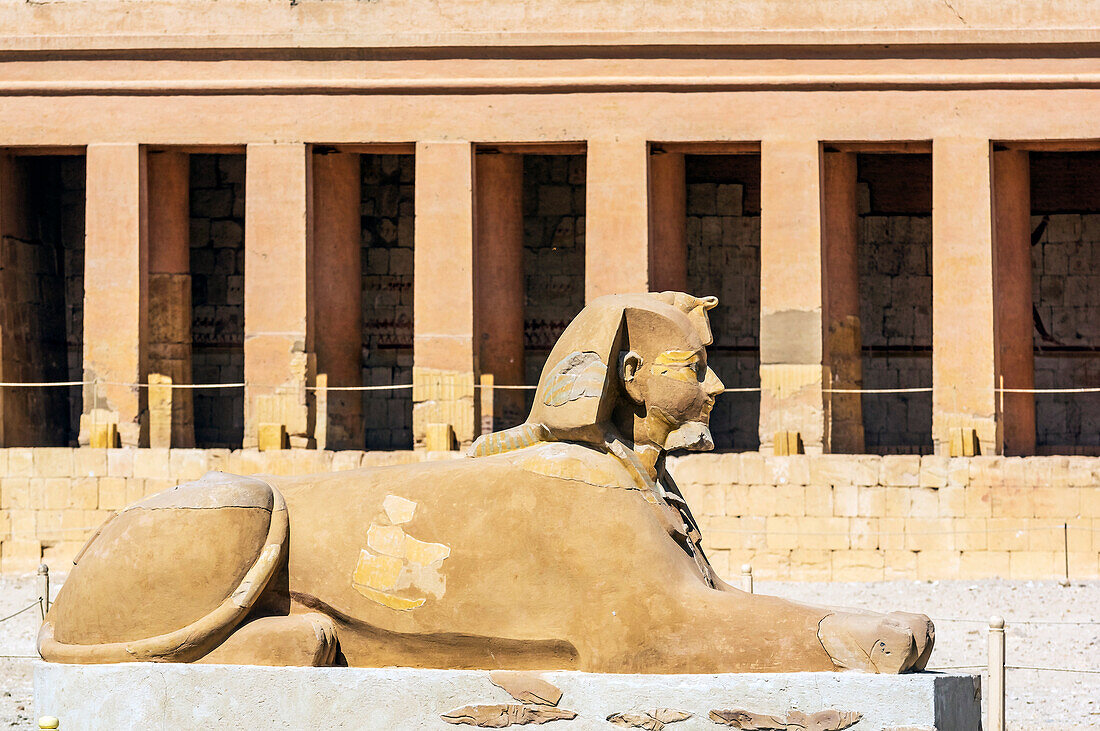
[1,1,1099,577]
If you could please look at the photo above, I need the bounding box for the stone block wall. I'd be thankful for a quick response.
[686,155,761,450]
[856,154,933,455]
[360,154,414,449]
[0,156,84,447]
[189,154,245,447]
[2,449,1097,581]
[521,154,587,405]
[670,451,1100,581]
[1031,213,1100,451]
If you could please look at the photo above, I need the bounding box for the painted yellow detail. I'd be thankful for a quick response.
[404,535,451,566]
[352,549,403,591]
[653,349,699,365]
[382,494,417,524]
[367,524,408,558]
[352,583,426,611]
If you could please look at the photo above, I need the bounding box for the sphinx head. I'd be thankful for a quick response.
[468,292,725,460]
[614,302,725,452]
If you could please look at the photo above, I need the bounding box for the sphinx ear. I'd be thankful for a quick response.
[618,350,645,404]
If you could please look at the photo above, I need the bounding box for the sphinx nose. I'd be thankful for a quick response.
[703,367,724,396]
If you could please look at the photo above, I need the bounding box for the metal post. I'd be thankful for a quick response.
[37,563,50,619]
[1063,522,1070,584]
[988,616,1005,731]
[740,564,753,593]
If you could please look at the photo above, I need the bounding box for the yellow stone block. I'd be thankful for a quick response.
[905,518,955,552]
[106,448,135,477]
[0,539,42,573]
[69,477,99,510]
[169,449,211,481]
[849,517,880,550]
[831,550,884,581]
[918,455,949,488]
[915,550,961,580]
[883,549,918,580]
[788,549,831,581]
[42,478,71,511]
[738,453,765,484]
[764,516,801,551]
[804,484,833,516]
[884,487,911,517]
[958,550,1010,579]
[832,484,858,517]
[90,422,119,449]
[1009,551,1058,580]
[6,449,34,477]
[97,477,127,510]
[1027,520,1065,551]
[857,486,885,517]
[794,517,850,550]
[881,455,920,487]
[772,484,804,517]
[986,518,1029,551]
[723,484,751,517]
[424,422,457,452]
[1031,487,1081,519]
[73,449,109,477]
[133,448,172,479]
[965,482,993,517]
[948,427,979,457]
[258,423,288,451]
[909,487,940,518]
[954,518,988,551]
[33,448,74,478]
[991,486,1034,518]
[0,479,31,510]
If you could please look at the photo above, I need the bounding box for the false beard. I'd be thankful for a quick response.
[663,421,715,452]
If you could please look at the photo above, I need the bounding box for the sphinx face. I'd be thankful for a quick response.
[620,313,726,453]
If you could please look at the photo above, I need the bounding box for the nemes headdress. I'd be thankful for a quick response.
[469,291,717,459]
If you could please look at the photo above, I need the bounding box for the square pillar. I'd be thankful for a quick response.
[244,143,314,449]
[759,139,828,454]
[822,151,864,453]
[648,150,688,293]
[413,142,477,447]
[312,151,363,450]
[586,138,651,300]
[147,150,194,448]
[932,138,999,455]
[475,152,526,432]
[993,149,1035,455]
[81,144,148,447]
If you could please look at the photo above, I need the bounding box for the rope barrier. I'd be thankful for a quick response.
[0,602,40,624]
[932,616,1100,626]
[3,378,1100,395]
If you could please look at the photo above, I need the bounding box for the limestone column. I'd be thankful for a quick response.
[648,150,688,293]
[146,150,194,448]
[822,151,864,453]
[244,143,314,449]
[993,149,1035,455]
[475,152,525,433]
[932,138,999,455]
[82,144,148,447]
[312,151,363,450]
[586,138,651,300]
[758,139,827,454]
[413,142,477,448]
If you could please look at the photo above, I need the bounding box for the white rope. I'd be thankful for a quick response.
[0,602,40,624]
[0,381,89,387]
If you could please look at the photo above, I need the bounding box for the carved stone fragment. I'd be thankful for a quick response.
[607,708,692,729]
[488,670,563,706]
[786,709,862,731]
[441,704,577,727]
[708,709,787,730]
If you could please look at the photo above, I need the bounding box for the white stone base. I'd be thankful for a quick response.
[34,662,980,730]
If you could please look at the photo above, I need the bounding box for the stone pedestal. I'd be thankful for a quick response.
[34,663,981,731]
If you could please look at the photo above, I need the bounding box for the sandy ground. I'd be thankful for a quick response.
[2,574,1097,729]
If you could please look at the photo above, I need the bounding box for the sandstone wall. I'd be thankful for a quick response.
[521,154,587,408]
[360,154,415,449]
[2,449,1096,582]
[188,153,246,447]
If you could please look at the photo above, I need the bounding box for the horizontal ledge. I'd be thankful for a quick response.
[2,28,1100,52]
[4,73,1100,96]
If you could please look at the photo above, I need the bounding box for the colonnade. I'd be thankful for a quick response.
[0,139,1039,455]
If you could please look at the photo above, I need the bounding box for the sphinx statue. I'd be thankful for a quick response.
[39,292,934,673]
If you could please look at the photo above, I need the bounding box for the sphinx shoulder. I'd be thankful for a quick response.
[484,441,642,490]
